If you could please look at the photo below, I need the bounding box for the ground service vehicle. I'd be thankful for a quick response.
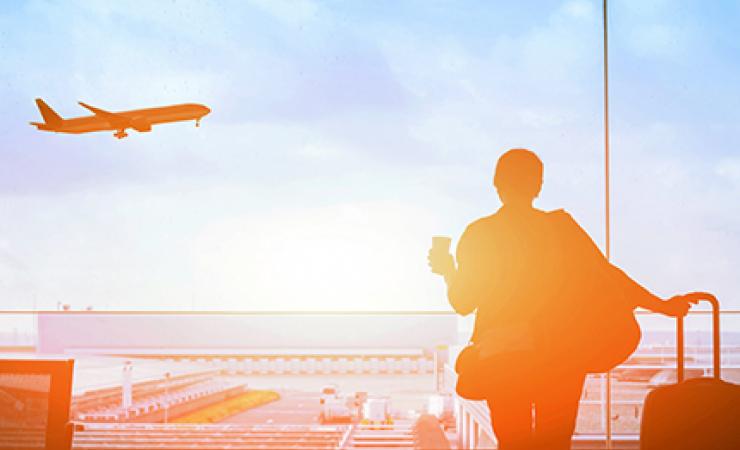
[319,384,338,405]
[320,397,353,424]
[361,397,392,426]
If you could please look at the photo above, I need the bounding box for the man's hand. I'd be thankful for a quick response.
[659,293,701,317]
[427,249,455,278]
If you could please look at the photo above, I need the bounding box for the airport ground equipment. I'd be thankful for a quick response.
[319,384,338,404]
[320,396,354,424]
[361,397,393,426]
[318,384,354,424]
[640,294,740,450]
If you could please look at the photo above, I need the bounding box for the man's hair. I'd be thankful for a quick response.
[493,148,544,199]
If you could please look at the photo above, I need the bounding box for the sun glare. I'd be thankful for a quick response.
[190,202,443,311]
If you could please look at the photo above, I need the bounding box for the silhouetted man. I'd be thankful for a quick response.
[429,149,695,450]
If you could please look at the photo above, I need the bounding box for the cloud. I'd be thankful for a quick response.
[246,0,320,26]
[715,158,740,187]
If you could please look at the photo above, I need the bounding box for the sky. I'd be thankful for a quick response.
[0,0,738,311]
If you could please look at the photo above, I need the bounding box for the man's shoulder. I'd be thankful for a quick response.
[455,214,498,249]
[546,207,569,217]
[463,213,499,234]
[463,208,573,232]
[456,214,498,256]
[546,208,578,226]
[546,209,597,249]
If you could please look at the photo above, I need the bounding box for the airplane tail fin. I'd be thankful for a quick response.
[35,98,63,125]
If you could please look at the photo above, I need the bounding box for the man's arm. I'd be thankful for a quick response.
[610,265,666,311]
[556,210,694,317]
[445,265,477,316]
[610,264,695,316]
[428,224,480,315]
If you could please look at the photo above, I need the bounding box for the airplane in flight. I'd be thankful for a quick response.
[30,98,211,139]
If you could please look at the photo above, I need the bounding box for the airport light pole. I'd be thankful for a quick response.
[163,372,171,424]
[122,361,133,417]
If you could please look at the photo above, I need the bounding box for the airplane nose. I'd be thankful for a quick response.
[201,105,211,115]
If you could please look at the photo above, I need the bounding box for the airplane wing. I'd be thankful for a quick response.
[78,102,130,127]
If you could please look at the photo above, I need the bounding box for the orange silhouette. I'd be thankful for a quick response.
[428,149,697,450]
[30,98,211,139]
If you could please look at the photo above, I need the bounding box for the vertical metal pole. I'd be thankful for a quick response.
[713,305,721,379]
[164,372,171,424]
[456,400,464,449]
[462,411,470,449]
[473,420,480,449]
[602,0,613,448]
[433,350,439,392]
[122,361,133,414]
[677,317,685,382]
[603,3,611,258]
[599,373,607,431]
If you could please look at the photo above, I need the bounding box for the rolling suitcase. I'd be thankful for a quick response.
[640,294,740,450]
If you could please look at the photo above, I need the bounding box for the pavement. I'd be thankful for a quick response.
[223,390,323,425]
[222,374,439,426]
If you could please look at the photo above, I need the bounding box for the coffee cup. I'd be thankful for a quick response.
[431,236,452,254]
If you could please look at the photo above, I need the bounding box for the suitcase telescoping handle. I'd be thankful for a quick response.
[677,292,720,382]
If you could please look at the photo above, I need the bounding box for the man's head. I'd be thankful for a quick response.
[493,148,543,205]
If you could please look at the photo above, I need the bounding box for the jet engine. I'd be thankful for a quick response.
[131,117,152,132]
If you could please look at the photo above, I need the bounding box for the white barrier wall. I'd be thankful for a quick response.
[36,313,457,354]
